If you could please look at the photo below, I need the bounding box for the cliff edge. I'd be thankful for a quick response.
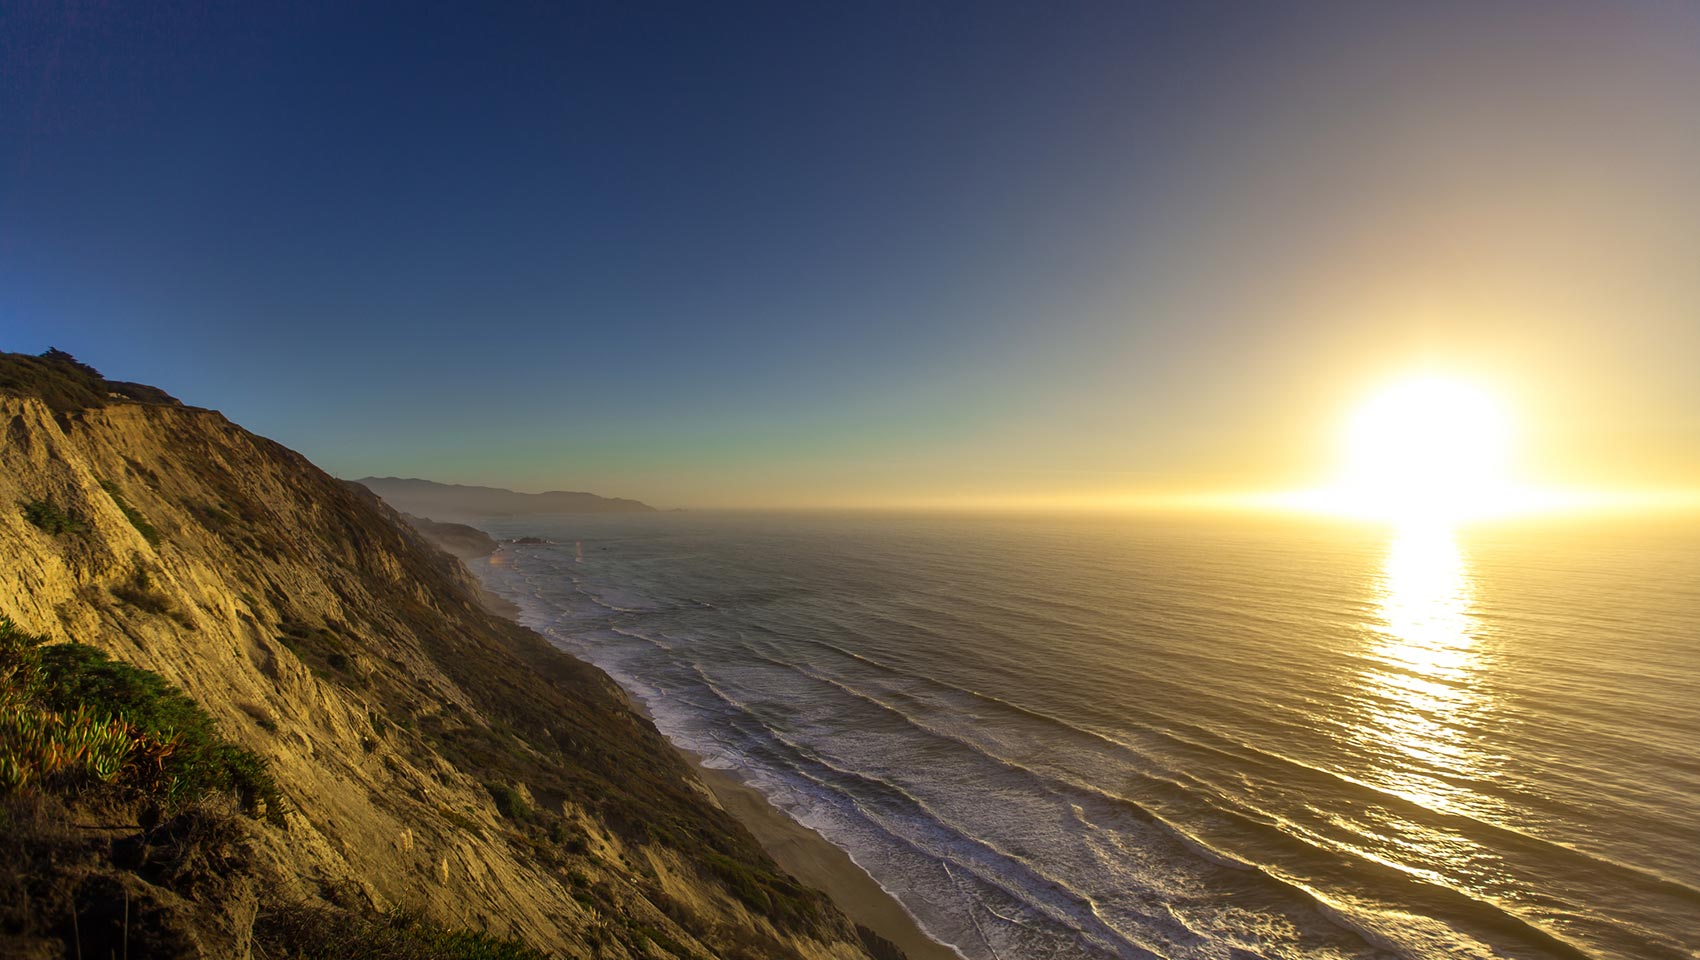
[0,350,895,959]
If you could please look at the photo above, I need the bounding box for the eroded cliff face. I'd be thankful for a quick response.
[0,390,884,960]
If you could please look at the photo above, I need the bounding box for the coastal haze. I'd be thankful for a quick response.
[356,477,656,521]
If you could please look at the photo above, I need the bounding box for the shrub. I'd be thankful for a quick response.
[436,805,485,838]
[0,702,135,790]
[0,348,180,413]
[276,621,366,684]
[485,781,530,821]
[0,618,282,823]
[111,569,175,615]
[699,850,816,926]
[257,905,549,960]
[99,480,160,544]
[19,500,88,535]
[626,920,691,958]
[192,502,234,530]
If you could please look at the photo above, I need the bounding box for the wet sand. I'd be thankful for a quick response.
[622,688,961,960]
[682,750,964,960]
[471,549,961,959]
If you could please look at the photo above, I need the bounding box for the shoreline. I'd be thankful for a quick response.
[631,699,965,960]
[460,550,962,960]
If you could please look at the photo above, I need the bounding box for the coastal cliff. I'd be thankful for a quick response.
[356,478,655,520]
[0,351,898,960]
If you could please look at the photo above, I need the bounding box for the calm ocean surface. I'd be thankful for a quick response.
[471,512,1699,960]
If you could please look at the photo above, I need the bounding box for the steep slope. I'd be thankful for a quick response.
[356,477,655,520]
[390,510,501,560]
[0,352,891,960]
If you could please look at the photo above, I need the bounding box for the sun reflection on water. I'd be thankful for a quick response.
[1358,524,1497,814]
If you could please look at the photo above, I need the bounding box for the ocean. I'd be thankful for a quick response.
[470,511,1699,960]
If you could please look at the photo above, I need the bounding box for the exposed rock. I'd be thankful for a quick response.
[0,352,894,959]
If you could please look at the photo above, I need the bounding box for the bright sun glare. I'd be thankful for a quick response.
[1329,375,1515,526]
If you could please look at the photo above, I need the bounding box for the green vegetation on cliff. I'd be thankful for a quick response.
[0,615,549,959]
[0,616,279,819]
[19,500,88,535]
[0,358,901,959]
[258,906,550,960]
[0,348,180,413]
[99,479,162,544]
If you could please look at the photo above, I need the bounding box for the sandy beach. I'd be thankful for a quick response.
[620,694,961,960]
[682,750,964,960]
[470,559,958,959]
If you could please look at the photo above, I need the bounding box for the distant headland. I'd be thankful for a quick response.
[355,476,655,520]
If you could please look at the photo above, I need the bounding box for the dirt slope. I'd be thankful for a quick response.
[0,355,892,960]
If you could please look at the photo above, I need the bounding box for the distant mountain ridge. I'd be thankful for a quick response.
[356,476,655,519]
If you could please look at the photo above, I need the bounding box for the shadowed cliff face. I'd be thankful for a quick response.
[388,510,502,561]
[0,358,891,959]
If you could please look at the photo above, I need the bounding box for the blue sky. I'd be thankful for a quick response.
[5,2,1698,507]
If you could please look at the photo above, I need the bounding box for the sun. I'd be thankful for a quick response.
[1330,375,1515,527]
